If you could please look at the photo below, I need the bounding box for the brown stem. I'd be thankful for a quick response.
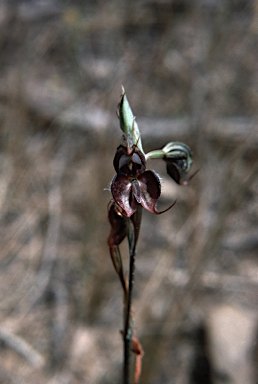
[123,206,142,384]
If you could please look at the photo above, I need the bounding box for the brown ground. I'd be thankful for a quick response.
[0,1,258,383]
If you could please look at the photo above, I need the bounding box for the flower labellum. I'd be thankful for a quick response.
[111,135,175,217]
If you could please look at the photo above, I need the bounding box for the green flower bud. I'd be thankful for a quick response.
[118,86,144,154]
[162,142,193,173]
[146,142,194,185]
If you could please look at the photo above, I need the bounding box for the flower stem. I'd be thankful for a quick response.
[123,207,142,384]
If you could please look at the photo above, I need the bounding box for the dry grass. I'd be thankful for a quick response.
[0,1,257,383]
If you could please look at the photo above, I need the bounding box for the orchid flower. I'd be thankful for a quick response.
[107,87,195,384]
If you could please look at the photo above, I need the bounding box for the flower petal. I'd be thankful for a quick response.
[113,145,128,174]
[166,160,199,185]
[137,170,161,213]
[113,138,146,176]
[138,170,176,214]
[111,174,137,217]
[166,161,181,184]
[162,142,193,184]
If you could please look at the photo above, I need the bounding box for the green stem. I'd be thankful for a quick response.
[145,149,164,160]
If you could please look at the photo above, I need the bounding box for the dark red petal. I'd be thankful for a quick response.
[113,145,127,174]
[113,138,146,176]
[166,162,181,184]
[137,170,161,214]
[138,170,176,214]
[111,174,137,217]
[132,148,146,176]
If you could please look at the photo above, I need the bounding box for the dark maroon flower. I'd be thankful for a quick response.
[113,140,146,177]
[111,136,175,217]
[165,158,199,185]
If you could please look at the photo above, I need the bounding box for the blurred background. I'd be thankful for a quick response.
[0,0,258,383]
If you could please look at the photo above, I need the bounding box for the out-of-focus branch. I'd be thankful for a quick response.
[0,326,45,368]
